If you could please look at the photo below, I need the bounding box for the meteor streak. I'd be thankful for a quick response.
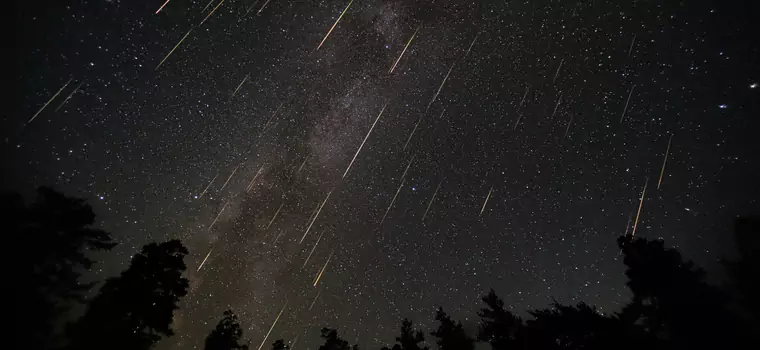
[657,134,674,189]
[156,0,171,14]
[297,157,308,173]
[316,0,353,50]
[256,301,288,350]
[513,113,523,130]
[551,91,563,117]
[291,334,301,350]
[313,251,334,287]
[465,32,479,57]
[520,86,529,107]
[263,103,283,130]
[220,163,241,192]
[389,26,421,74]
[155,28,193,70]
[628,34,637,58]
[380,155,415,226]
[200,0,227,26]
[197,247,213,272]
[343,104,386,179]
[623,212,633,236]
[28,78,72,125]
[308,292,320,310]
[300,191,332,243]
[198,173,218,199]
[619,85,635,123]
[246,164,265,192]
[631,178,648,236]
[202,0,214,12]
[267,202,284,229]
[208,199,230,231]
[302,230,325,269]
[54,80,84,112]
[257,0,272,15]
[427,62,456,111]
[553,58,564,84]
[564,114,573,138]
[231,74,250,97]
[480,185,493,215]
[422,180,443,222]
[403,115,422,150]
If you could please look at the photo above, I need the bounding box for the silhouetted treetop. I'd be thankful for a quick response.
[205,310,250,350]
[477,289,523,350]
[382,318,428,350]
[430,308,474,350]
[272,339,289,350]
[319,328,358,350]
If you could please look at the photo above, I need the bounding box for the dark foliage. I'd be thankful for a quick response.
[7,187,116,350]
[430,308,474,350]
[272,339,290,350]
[67,239,189,350]
[477,289,523,350]
[382,318,428,350]
[205,310,250,350]
[318,328,359,350]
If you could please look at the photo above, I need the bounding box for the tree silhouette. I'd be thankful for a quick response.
[67,239,190,350]
[272,339,289,350]
[430,308,474,350]
[6,187,116,350]
[205,310,250,350]
[477,289,523,350]
[725,216,760,330]
[381,318,428,350]
[318,328,358,350]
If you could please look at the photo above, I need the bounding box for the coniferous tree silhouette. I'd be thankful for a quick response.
[477,289,523,350]
[205,310,250,350]
[381,318,428,350]
[318,328,359,350]
[430,308,474,350]
[67,239,190,350]
[6,187,116,350]
[272,339,290,350]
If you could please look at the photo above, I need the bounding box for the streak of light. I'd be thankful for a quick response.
[263,103,283,130]
[267,202,284,229]
[553,58,564,84]
[28,78,72,124]
[657,134,674,189]
[399,154,416,182]
[231,74,250,97]
[202,0,214,12]
[200,0,227,26]
[273,229,285,244]
[308,291,320,310]
[619,85,635,123]
[291,334,301,350]
[403,115,422,150]
[631,178,649,237]
[55,80,85,112]
[302,230,326,269]
[256,300,288,350]
[300,190,332,243]
[257,0,272,15]
[297,157,308,173]
[380,155,416,226]
[623,212,633,236]
[465,32,479,57]
[240,0,260,19]
[198,173,218,199]
[343,103,386,178]
[316,0,353,50]
[564,114,573,138]
[427,62,456,112]
[156,0,171,14]
[480,185,493,215]
[551,91,563,117]
[220,163,241,192]
[422,180,443,223]
[513,113,523,130]
[155,28,193,70]
[246,164,265,192]
[628,34,637,58]
[208,199,230,231]
[313,251,334,287]
[389,26,421,74]
[197,247,213,272]
[520,86,529,107]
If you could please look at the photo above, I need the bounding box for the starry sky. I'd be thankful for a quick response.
[7,0,760,349]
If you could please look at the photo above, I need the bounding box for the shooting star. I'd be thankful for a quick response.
[200,0,227,26]
[313,251,334,287]
[220,163,241,192]
[256,301,288,350]
[156,0,171,14]
[198,173,218,199]
[28,78,72,125]
[267,202,284,229]
[422,179,443,223]
[403,115,422,150]
[427,61,456,112]
[291,334,301,350]
[551,91,563,117]
[316,0,353,50]
[302,230,326,269]
[389,26,421,74]
[564,114,573,138]
[553,58,564,84]
[631,178,649,236]
[343,103,386,179]
[513,113,523,130]
[623,212,633,236]
[197,247,213,272]
[231,74,250,97]
[465,32,479,58]
[263,103,283,130]
[520,86,529,107]
[257,0,273,15]
[380,155,415,226]
[155,27,193,70]
[202,0,214,13]
[619,85,635,123]
[246,164,265,192]
[297,157,308,173]
[300,190,332,243]
[308,292,320,310]
[627,34,637,58]
[208,199,230,231]
[657,134,674,189]
[480,185,493,215]
[54,80,84,112]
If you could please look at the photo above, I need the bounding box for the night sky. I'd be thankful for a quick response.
[7,0,760,349]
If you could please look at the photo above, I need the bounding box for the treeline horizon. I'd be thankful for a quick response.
[10,186,759,350]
